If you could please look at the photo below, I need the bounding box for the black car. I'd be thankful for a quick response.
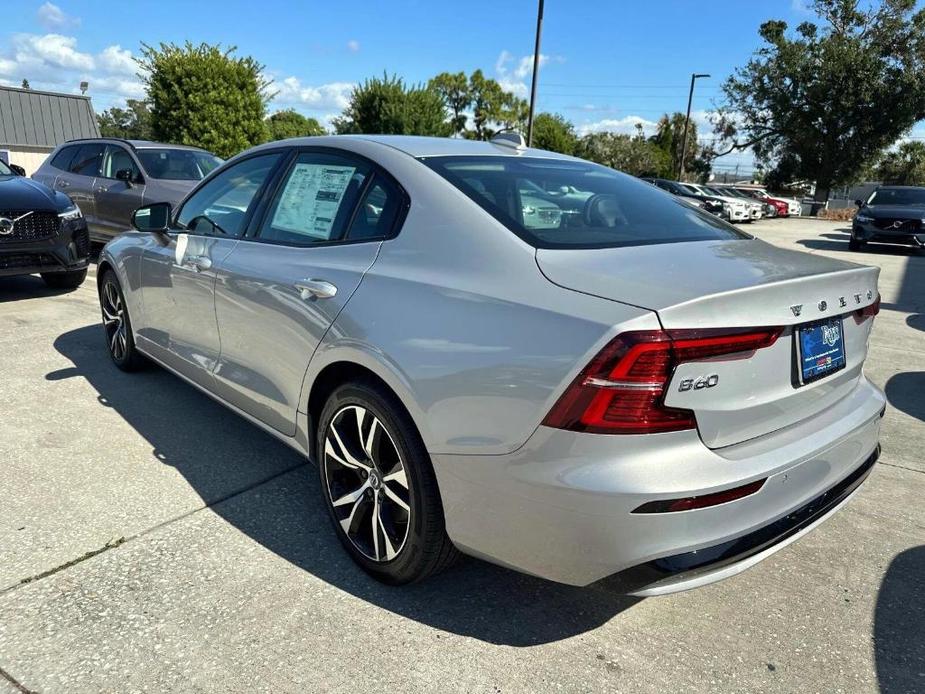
[0,158,90,288]
[642,177,726,217]
[852,186,925,252]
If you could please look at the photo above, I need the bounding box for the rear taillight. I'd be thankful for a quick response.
[853,295,881,324]
[542,327,782,435]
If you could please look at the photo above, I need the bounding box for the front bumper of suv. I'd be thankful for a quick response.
[431,376,885,592]
[0,216,90,278]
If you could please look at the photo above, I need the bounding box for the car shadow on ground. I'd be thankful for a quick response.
[47,324,640,647]
[884,372,925,422]
[0,274,83,302]
[874,545,925,694]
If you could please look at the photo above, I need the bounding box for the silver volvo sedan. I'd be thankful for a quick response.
[97,134,885,594]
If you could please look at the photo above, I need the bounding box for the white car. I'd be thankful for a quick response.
[681,184,753,222]
[697,184,765,221]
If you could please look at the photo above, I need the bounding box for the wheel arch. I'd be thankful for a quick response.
[303,351,433,457]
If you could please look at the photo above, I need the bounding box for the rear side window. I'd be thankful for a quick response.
[68,144,104,177]
[258,152,372,245]
[346,176,404,241]
[424,156,747,249]
[50,145,78,171]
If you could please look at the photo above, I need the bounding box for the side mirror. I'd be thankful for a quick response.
[116,168,135,186]
[132,202,172,233]
[854,199,864,207]
[9,164,25,176]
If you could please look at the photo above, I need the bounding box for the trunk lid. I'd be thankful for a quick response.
[536,239,880,448]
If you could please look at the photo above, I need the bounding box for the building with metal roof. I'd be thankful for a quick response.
[0,85,100,176]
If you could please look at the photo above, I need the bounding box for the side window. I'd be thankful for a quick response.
[102,145,140,181]
[346,175,404,240]
[176,153,282,237]
[50,146,78,171]
[258,152,371,245]
[68,144,104,177]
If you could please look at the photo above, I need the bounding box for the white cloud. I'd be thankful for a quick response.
[0,34,143,109]
[36,2,80,31]
[494,50,561,98]
[11,33,94,72]
[577,115,659,137]
[791,0,812,15]
[98,45,137,76]
[273,76,355,110]
[346,39,360,53]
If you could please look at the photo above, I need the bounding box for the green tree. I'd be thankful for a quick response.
[266,109,325,140]
[21,79,30,89]
[531,113,578,154]
[875,141,925,185]
[429,71,471,135]
[139,42,272,158]
[333,73,452,136]
[578,125,666,176]
[650,112,711,181]
[97,99,153,139]
[466,70,528,140]
[714,0,925,205]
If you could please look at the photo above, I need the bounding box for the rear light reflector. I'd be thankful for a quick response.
[542,327,782,435]
[632,478,766,514]
[853,295,881,324]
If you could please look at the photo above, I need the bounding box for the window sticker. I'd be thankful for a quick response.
[271,163,356,239]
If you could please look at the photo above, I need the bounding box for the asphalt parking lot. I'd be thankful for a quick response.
[0,218,922,694]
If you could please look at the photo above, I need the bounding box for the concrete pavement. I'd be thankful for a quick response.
[0,219,922,693]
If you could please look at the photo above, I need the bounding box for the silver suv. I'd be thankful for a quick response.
[33,138,222,242]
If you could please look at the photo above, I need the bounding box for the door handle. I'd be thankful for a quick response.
[181,255,212,272]
[56,180,69,188]
[295,279,337,300]
[96,186,108,193]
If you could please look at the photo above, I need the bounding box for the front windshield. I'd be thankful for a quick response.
[0,160,12,175]
[868,188,925,206]
[137,149,223,181]
[423,156,748,249]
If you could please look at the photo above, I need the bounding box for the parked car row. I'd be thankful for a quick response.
[642,177,802,223]
[2,132,885,596]
[0,137,221,289]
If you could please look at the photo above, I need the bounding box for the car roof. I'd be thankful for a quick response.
[63,137,211,152]
[247,134,581,161]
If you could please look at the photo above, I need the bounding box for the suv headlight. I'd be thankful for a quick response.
[58,205,83,221]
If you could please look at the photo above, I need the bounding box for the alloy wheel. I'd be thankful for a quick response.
[323,405,411,562]
[101,280,127,361]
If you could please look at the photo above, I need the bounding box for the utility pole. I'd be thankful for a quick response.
[526,0,544,147]
[678,72,709,180]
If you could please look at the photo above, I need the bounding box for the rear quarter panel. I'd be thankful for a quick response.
[297,141,658,455]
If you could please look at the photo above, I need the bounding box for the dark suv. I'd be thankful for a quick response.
[852,185,925,252]
[33,138,222,243]
[0,158,90,288]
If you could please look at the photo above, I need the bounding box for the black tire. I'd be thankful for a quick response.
[41,268,87,289]
[317,380,458,584]
[99,270,145,372]
[849,236,866,252]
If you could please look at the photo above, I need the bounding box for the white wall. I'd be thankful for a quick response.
[3,146,53,177]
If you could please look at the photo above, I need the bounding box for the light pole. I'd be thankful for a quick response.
[678,72,709,180]
[526,0,545,147]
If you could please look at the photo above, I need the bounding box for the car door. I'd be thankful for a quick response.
[54,143,103,234]
[136,151,285,390]
[93,144,147,240]
[211,148,407,435]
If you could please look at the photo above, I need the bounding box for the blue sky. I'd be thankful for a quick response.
[0,1,898,173]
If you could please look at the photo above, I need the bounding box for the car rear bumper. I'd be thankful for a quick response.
[431,376,885,590]
[0,220,90,277]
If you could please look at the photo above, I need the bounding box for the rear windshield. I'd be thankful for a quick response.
[868,188,925,206]
[137,148,223,181]
[423,156,747,249]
